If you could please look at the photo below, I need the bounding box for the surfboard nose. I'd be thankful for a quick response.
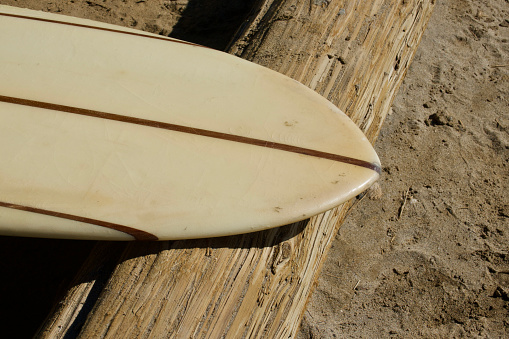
[0,5,381,240]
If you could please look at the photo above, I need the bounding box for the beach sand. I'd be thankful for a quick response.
[300,0,509,337]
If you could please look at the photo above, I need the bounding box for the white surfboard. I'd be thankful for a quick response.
[0,5,380,240]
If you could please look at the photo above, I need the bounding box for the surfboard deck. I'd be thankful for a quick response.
[0,5,380,241]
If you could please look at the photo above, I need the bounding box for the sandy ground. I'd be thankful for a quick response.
[0,0,507,337]
[300,0,509,337]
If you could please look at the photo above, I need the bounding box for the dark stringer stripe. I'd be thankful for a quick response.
[0,201,158,241]
[0,11,201,48]
[0,95,381,174]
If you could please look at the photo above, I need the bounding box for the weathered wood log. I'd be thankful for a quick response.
[35,0,435,337]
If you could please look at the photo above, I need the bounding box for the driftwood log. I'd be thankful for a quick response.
[5,0,434,337]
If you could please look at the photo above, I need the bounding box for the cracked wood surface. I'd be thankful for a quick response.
[33,0,435,337]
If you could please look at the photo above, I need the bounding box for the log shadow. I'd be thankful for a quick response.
[168,0,258,50]
[0,236,96,338]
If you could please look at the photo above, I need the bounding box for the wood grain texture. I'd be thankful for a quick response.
[36,0,434,337]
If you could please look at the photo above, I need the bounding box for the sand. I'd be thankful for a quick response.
[0,0,507,337]
[300,0,509,337]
